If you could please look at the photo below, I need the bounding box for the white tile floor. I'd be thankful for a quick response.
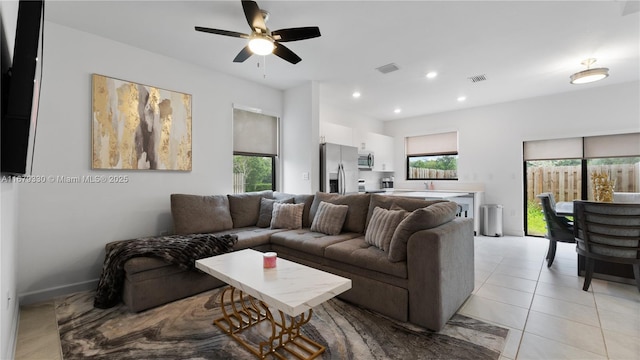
[15,235,640,359]
[463,236,640,360]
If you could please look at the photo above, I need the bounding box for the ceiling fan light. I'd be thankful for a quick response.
[248,36,274,56]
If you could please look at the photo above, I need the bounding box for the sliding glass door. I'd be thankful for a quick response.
[523,133,639,236]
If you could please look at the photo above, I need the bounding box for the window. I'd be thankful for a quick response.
[523,133,640,236]
[233,108,279,193]
[405,131,458,180]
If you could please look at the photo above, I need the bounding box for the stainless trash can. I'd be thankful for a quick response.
[482,204,503,237]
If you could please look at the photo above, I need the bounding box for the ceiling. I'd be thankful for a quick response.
[44,1,640,121]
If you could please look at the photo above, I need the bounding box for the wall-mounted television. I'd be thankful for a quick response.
[1,0,44,176]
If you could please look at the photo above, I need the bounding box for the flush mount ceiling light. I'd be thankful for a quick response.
[570,58,609,85]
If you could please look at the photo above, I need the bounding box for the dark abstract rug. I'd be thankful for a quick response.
[55,289,508,359]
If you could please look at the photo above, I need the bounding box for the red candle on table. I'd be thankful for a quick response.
[263,252,277,268]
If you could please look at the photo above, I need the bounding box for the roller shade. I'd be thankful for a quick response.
[406,131,458,156]
[523,137,583,160]
[233,108,278,156]
[584,133,640,159]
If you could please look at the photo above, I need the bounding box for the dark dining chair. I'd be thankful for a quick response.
[573,201,640,292]
[537,193,575,267]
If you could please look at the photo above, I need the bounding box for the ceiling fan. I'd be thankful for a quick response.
[195,0,321,64]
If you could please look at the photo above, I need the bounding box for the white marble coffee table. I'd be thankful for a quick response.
[196,249,352,359]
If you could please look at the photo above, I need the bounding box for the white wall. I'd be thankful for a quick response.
[281,81,319,194]
[1,1,22,358]
[16,22,283,301]
[385,81,640,236]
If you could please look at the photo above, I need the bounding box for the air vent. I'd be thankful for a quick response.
[468,74,487,83]
[376,63,400,74]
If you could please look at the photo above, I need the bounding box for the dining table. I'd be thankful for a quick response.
[555,201,574,216]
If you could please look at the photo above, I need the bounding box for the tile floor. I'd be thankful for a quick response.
[463,236,640,360]
[14,235,640,359]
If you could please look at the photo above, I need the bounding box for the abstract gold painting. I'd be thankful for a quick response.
[92,74,192,171]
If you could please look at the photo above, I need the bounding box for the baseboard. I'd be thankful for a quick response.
[4,299,19,360]
[19,279,99,305]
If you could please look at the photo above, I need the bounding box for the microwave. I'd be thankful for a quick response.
[358,152,374,169]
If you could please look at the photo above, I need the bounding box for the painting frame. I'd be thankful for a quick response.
[91,74,192,171]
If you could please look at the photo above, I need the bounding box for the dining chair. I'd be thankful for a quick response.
[537,193,575,267]
[573,201,640,292]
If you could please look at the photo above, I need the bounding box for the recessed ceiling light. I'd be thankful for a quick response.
[394,108,402,114]
[457,96,467,102]
[426,71,438,79]
[352,91,361,98]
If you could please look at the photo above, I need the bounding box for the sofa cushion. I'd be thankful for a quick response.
[309,192,371,233]
[388,201,458,262]
[270,229,361,257]
[227,190,273,228]
[366,194,445,230]
[170,194,233,235]
[256,197,294,228]
[311,201,349,235]
[324,237,408,279]
[365,207,406,251]
[270,202,305,230]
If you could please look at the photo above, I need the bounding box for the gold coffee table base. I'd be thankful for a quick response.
[214,286,326,360]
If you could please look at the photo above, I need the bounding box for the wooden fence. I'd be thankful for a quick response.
[526,163,639,202]
[408,167,457,179]
[233,173,245,194]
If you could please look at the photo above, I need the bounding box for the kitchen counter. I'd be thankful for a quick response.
[386,191,469,199]
[381,189,484,235]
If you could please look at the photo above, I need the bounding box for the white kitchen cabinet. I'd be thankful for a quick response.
[320,122,353,146]
[363,133,395,172]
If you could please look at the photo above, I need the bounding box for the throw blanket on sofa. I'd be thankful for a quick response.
[94,233,237,309]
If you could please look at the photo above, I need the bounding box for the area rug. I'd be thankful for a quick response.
[55,289,508,359]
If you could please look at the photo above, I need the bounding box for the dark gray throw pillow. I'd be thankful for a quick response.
[256,197,294,228]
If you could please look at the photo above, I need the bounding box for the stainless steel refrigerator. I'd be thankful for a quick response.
[320,143,359,194]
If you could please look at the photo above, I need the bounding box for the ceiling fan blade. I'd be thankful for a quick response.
[271,27,321,42]
[273,43,301,64]
[195,26,249,39]
[242,0,266,32]
[233,46,253,63]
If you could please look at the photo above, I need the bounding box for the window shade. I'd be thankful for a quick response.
[233,108,278,156]
[523,137,583,161]
[406,131,458,156]
[584,133,640,159]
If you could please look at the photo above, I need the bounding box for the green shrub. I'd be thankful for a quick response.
[527,201,547,236]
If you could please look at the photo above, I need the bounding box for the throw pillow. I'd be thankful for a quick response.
[270,202,305,230]
[365,207,406,252]
[310,201,349,235]
[256,197,294,228]
[388,201,458,262]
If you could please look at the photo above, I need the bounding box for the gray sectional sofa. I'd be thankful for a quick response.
[115,190,474,331]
